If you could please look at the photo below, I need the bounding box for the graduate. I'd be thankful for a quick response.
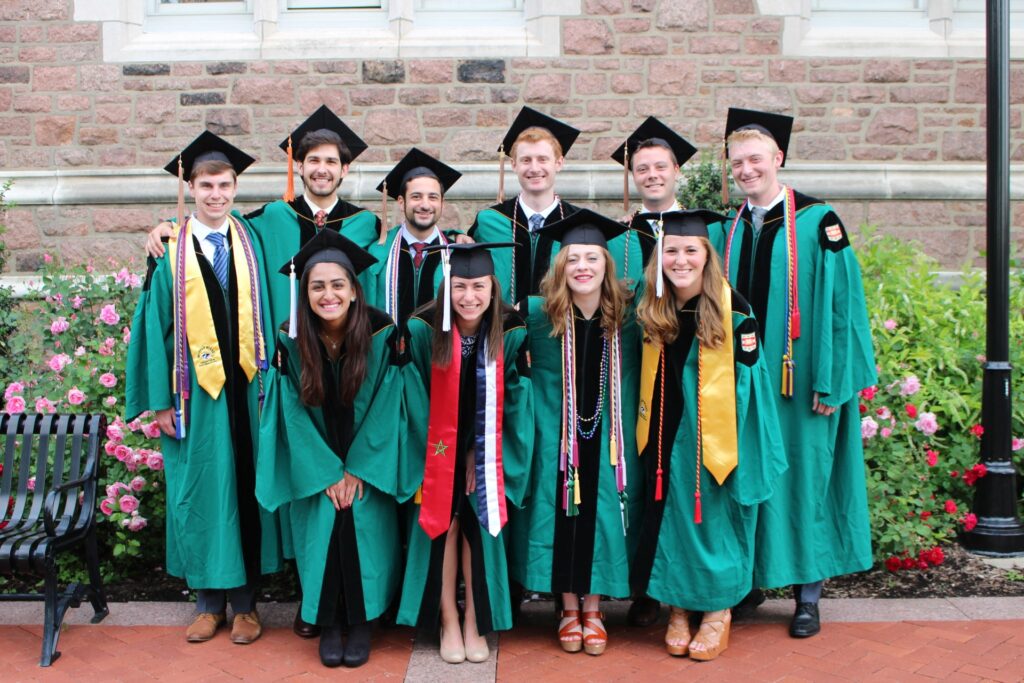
[255,229,405,668]
[631,210,786,660]
[398,243,534,665]
[469,107,645,303]
[509,209,642,656]
[125,131,281,644]
[361,149,463,326]
[721,108,877,638]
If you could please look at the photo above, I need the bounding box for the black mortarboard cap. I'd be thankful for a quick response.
[632,209,727,242]
[278,226,377,278]
[164,130,255,179]
[278,104,367,161]
[500,106,580,158]
[375,148,462,200]
[724,108,794,167]
[424,242,517,279]
[611,117,698,169]
[538,208,627,249]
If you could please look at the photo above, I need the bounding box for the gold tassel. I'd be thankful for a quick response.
[498,144,506,204]
[622,144,630,214]
[283,135,295,202]
[414,485,422,504]
[573,470,582,506]
[379,181,388,245]
[176,157,185,229]
[720,144,730,207]
[781,355,795,398]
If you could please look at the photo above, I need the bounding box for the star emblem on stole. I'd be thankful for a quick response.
[431,439,449,457]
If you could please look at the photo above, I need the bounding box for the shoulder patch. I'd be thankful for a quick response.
[818,210,850,252]
[244,205,267,220]
[734,316,760,367]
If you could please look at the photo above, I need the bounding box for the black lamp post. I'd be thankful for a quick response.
[960,0,1024,556]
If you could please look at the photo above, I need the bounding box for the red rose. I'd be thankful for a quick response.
[859,403,867,414]
[885,557,901,572]
[926,449,939,467]
[905,403,918,418]
[944,499,958,514]
[920,510,932,520]
[963,513,978,531]
[860,386,878,401]
[964,470,978,486]
[970,424,984,438]
[972,463,988,477]
[950,470,960,478]
[902,557,916,570]
[928,547,945,566]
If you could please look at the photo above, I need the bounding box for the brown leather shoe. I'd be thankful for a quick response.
[293,605,321,638]
[231,610,263,644]
[186,612,226,642]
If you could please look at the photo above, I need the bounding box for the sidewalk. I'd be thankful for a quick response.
[2,598,1023,682]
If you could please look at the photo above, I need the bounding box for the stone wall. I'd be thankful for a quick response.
[1,0,1023,273]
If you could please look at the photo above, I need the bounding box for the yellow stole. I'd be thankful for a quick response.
[637,280,738,486]
[168,217,260,399]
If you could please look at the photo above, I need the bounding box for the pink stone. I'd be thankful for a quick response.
[231,78,294,104]
[34,116,75,145]
[364,109,420,145]
[524,74,572,103]
[563,19,614,55]
[409,60,455,84]
[866,107,918,145]
[656,0,709,32]
[32,66,77,91]
[648,59,697,96]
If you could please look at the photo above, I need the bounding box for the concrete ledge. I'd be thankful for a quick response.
[1,163,1015,206]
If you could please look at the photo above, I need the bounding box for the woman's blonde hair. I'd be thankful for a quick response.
[636,236,727,349]
[540,245,632,338]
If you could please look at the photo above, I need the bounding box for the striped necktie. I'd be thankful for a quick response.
[206,231,229,290]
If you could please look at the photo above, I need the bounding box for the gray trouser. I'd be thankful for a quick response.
[793,580,824,604]
[196,584,257,615]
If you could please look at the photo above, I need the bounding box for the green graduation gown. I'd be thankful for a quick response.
[360,225,446,326]
[468,198,644,303]
[509,297,642,599]
[721,190,877,588]
[631,292,787,612]
[397,307,534,634]
[125,217,282,589]
[255,309,405,625]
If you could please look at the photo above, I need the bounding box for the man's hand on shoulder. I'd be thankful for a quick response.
[146,222,176,258]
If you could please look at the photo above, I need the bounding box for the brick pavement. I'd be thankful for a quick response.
[2,601,1023,682]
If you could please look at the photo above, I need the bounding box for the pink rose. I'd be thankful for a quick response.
[860,416,878,440]
[1013,437,1024,452]
[142,421,162,439]
[43,253,53,264]
[899,375,921,397]
[26,476,35,491]
[34,397,56,414]
[113,444,132,462]
[99,373,117,388]
[99,497,116,516]
[880,427,892,438]
[66,387,85,405]
[98,304,120,326]
[127,418,142,432]
[118,495,139,514]
[71,295,84,309]
[47,354,72,373]
[74,346,86,357]
[4,396,25,414]
[130,476,147,492]
[104,440,118,456]
[146,452,164,471]
[106,424,124,442]
[104,396,117,406]
[4,381,24,400]
[926,449,938,467]
[127,515,148,532]
[106,482,129,498]
[915,412,939,436]
[50,317,70,335]
[875,406,891,420]
[883,319,897,331]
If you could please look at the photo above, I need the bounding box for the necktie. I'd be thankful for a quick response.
[314,210,327,228]
[206,232,229,290]
[412,242,426,268]
[751,206,767,235]
[529,213,544,233]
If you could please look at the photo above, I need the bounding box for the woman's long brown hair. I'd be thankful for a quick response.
[539,246,632,338]
[295,265,371,407]
[422,275,506,367]
[636,236,726,349]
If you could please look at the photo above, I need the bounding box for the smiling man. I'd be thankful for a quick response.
[360,148,462,326]
[720,108,876,639]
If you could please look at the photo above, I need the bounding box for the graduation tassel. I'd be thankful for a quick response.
[287,260,298,339]
[655,349,665,501]
[781,355,795,398]
[497,144,506,204]
[573,469,581,508]
[655,468,664,501]
[694,347,703,524]
[694,490,702,524]
[619,492,628,533]
[174,394,186,440]
[441,247,452,332]
[720,145,730,207]
[622,145,630,214]
[379,181,389,245]
[655,215,664,298]
[176,157,185,230]
[283,135,295,202]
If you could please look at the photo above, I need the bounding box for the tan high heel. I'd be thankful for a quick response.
[581,611,607,656]
[689,609,731,662]
[558,609,583,653]
[439,624,466,664]
[665,607,691,657]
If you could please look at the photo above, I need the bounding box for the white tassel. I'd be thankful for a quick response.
[288,260,298,339]
[441,249,452,332]
[655,214,664,299]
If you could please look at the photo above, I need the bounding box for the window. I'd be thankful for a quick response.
[74,0,579,61]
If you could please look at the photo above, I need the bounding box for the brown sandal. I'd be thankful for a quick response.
[582,610,607,656]
[689,609,731,661]
[665,607,691,656]
[558,609,583,653]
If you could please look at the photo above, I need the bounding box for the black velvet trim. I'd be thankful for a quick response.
[734,316,761,367]
[459,505,495,636]
[629,304,695,595]
[142,256,158,292]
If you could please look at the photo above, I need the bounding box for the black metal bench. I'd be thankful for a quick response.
[0,413,109,666]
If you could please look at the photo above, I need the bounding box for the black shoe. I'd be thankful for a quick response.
[789,602,820,638]
[732,588,766,622]
[626,596,661,627]
[294,606,321,639]
[343,621,372,668]
[319,622,345,667]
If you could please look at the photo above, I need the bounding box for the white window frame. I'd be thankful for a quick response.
[762,0,1024,58]
[73,0,578,61]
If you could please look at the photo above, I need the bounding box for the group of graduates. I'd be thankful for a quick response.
[125,103,877,669]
